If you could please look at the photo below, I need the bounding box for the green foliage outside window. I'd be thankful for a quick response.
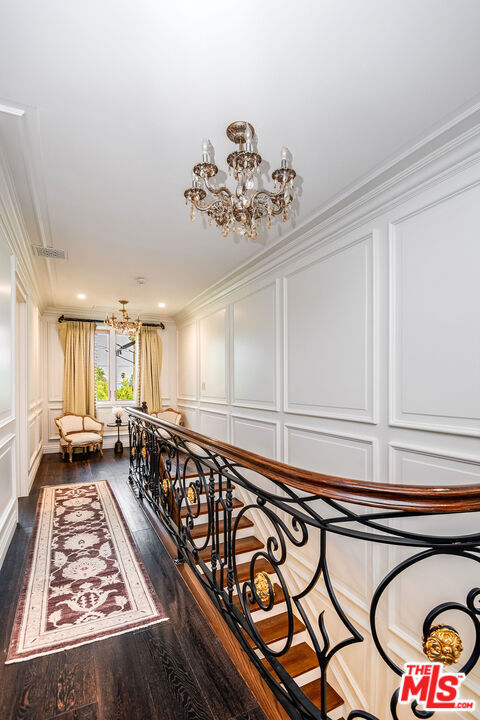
[95,365,109,401]
[115,372,134,401]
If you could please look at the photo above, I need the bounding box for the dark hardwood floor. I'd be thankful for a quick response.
[0,450,267,720]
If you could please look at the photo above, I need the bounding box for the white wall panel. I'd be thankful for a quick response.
[0,442,14,524]
[28,302,41,407]
[285,235,374,421]
[199,308,226,403]
[177,321,197,401]
[177,404,198,431]
[231,415,278,460]
[390,183,480,435]
[285,424,374,605]
[0,241,12,424]
[47,321,63,402]
[199,408,228,442]
[285,424,374,481]
[160,327,170,402]
[232,283,278,409]
[0,235,16,568]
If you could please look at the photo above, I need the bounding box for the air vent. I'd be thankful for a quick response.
[33,245,66,260]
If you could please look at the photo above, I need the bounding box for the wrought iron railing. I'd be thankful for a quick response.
[127,408,480,720]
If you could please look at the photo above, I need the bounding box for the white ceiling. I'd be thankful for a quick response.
[1,0,480,316]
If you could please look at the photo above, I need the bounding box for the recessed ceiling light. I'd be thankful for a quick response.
[77,293,86,300]
[158,302,166,308]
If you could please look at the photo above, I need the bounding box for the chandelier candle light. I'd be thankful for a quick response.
[105,300,142,335]
[184,121,296,239]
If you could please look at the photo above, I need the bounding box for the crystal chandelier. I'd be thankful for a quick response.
[184,121,296,239]
[105,300,142,335]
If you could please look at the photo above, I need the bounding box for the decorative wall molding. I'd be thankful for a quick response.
[230,413,280,460]
[283,234,375,423]
[177,320,198,402]
[198,407,229,443]
[284,422,377,481]
[231,280,281,412]
[389,179,480,437]
[199,307,228,405]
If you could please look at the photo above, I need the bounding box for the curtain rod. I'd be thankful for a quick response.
[57,314,165,330]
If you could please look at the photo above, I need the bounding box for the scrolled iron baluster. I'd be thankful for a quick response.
[124,410,480,720]
[209,469,218,584]
[225,476,234,603]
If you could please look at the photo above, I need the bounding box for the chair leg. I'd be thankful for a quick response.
[68,446,73,463]
[100,442,103,457]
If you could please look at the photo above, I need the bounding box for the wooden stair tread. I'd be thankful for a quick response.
[190,515,253,540]
[301,679,344,713]
[262,642,317,680]
[228,557,272,584]
[246,611,304,649]
[198,535,263,562]
[233,582,285,610]
[181,497,243,518]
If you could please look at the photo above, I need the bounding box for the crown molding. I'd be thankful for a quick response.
[0,146,45,308]
[175,101,480,324]
[0,100,55,310]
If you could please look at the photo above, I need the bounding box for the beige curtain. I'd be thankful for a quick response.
[58,321,96,416]
[136,326,162,413]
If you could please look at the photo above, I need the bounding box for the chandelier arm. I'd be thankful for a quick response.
[191,196,231,213]
[252,181,288,202]
[204,177,233,198]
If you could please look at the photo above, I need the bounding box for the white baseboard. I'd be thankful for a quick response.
[0,498,18,571]
[27,443,43,494]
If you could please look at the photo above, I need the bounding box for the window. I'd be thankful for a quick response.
[95,330,110,401]
[95,328,136,402]
[115,333,135,400]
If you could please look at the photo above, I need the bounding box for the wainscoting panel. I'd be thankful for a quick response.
[285,423,374,606]
[47,321,63,402]
[284,234,374,422]
[198,408,228,442]
[177,403,199,431]
[390,182,480,436]
[199,308,227,404]
[177,321,198,401]
[230,414,279,460]
[232,282,279,410]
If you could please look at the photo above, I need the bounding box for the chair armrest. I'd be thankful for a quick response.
[84,415,104,436]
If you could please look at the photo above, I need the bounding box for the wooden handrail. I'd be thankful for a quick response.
[127,409,480,513]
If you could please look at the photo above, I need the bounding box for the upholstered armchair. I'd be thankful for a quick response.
[54,413,104,463]
[150,408,183,425]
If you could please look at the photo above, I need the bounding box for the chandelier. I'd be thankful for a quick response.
[105,300,142,335]
[184,121,296,239]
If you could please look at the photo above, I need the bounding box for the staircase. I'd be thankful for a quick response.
[188,473,345,719]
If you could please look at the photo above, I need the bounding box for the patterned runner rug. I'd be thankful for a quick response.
[7,480,167,663]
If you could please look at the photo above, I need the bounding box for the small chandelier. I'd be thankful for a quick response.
[184,121,296,239]
[105,300,142,335]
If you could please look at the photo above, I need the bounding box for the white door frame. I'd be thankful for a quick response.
[15,275,29,497]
